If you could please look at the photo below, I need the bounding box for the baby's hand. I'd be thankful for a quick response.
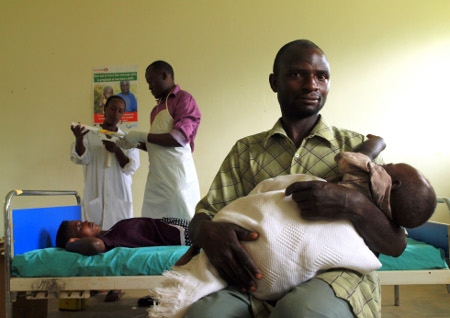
[67,238,80,243]
[366,134,381,140]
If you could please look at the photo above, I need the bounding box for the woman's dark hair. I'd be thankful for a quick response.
[56,220,70,248]
[104,95,126,109]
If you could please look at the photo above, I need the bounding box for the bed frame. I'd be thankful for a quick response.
[377,197,450,306]
[2,190,450,317]
[2,190,178,318]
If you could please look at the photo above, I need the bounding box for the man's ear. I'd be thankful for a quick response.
[392,179,401,189]
[269,73,278,92]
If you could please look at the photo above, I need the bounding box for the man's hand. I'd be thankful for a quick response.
[124,131,148,145]
[195,220,261,292]
[285,180,350,220]
[115,138,138,150]
[285,180,407,256]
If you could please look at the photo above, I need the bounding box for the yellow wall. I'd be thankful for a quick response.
[2,0,450,236]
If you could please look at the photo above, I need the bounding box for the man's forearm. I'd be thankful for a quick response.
[347,192,407,256]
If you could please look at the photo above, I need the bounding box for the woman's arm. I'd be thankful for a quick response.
[102,140,130,168]
[65,237,106,255]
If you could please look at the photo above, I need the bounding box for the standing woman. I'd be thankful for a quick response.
[118,60,201,221]
[71,96,140,230]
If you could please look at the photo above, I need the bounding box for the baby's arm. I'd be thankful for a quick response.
[65,237,106,255]
[355,134,386,160]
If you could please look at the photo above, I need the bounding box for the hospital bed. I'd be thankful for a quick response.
[2,190,450,317]
[377,197,450,305]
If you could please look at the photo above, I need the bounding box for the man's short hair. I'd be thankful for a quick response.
[273,39,324,75]
[147,60,175,79]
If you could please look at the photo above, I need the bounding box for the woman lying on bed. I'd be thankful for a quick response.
[56,217,191,255]
[55,217,190,303]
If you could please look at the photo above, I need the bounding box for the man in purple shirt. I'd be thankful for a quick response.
[117,61,201,221]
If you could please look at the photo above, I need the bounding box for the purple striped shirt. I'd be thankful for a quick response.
[150,85,201,151]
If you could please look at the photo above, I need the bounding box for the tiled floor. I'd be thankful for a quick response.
[381,284,450,317]
[10,284,448,317]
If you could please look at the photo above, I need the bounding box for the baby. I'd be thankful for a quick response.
[146,135,436,318]
[332,134,436,229]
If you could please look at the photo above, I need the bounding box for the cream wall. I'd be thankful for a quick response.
[2,0,450,236]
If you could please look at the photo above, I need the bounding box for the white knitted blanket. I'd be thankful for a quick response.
[147,174,381,318]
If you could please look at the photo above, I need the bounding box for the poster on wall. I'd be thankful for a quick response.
[93,65,138,129]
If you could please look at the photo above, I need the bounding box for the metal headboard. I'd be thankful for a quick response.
[2,190,80,318]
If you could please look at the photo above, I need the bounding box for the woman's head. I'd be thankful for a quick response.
[56,220,101,248]
[103,95,125,127]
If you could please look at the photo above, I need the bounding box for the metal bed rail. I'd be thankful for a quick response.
[438,197,450,212]
[3,190,80,318]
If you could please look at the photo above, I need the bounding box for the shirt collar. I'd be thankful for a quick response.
[171,84,181,95]
[264,115,335,148]
[158,84,180,105]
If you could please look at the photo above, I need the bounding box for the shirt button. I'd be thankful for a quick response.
[294,154,300,158]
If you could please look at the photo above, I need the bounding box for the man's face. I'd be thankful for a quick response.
[120,82,130,94]
[67,220,101,238]
[270,47,330,119]
[145,68,166,99]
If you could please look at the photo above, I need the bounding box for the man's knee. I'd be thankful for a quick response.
[270,279,353,318]
[184,288,253,318]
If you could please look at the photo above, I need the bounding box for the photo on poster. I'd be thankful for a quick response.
[93,65,138,129]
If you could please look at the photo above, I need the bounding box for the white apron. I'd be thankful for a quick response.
[141,98,200,220]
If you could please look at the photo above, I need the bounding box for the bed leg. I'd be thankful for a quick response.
[394,285,400,306]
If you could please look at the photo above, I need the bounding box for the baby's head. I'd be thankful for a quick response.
[383,163,437,228]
